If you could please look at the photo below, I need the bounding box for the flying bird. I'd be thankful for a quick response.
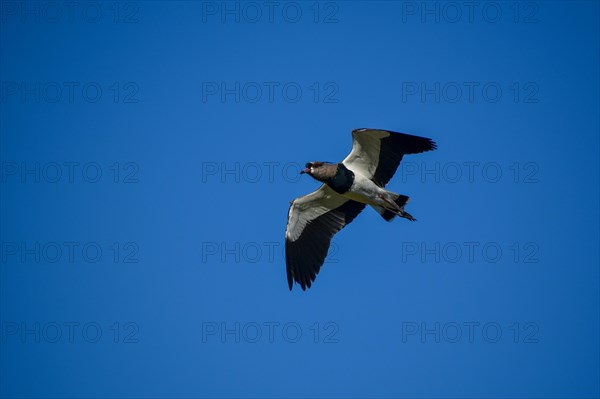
[285,128,437,290]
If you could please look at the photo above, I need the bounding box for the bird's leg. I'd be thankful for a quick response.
[378,194,401,212]
[378,194,417,221]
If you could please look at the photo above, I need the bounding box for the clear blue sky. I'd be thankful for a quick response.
[1,1,599,398]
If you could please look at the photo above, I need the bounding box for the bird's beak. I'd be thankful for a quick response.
[300,168,310,174]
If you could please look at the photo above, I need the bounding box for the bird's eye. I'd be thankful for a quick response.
[305,162,312,168]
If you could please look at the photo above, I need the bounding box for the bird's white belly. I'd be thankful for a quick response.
[342,172,385,205]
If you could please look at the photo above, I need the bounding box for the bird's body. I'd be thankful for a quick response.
[285,128,437,290]
[303,161,397,209]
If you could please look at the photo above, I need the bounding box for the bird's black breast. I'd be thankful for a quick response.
[326,163,355,194]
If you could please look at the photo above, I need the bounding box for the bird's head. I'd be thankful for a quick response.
[301,161,337,182]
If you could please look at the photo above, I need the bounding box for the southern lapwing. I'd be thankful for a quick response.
[285,128,437,290]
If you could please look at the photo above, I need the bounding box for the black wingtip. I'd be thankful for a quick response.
[354,128,437,153]
[286,259,294,291]
[400,134,437,154]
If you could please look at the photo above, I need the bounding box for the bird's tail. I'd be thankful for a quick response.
[371,194,416,222]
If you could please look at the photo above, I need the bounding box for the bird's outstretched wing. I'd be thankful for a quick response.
[285,185,365,290]
[343,128,437,187]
